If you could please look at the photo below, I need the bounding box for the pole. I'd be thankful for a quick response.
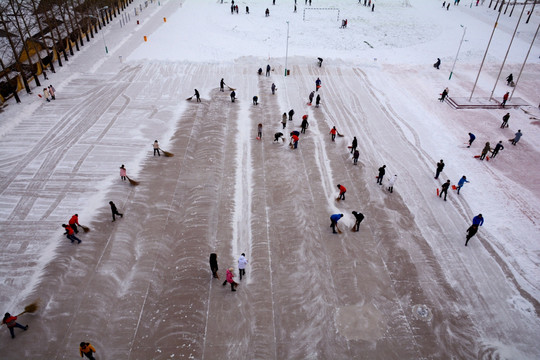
[99,7,109,53]
[511,21,539,100]
[284,21,289,76]
[449,26,466,80]
[469,0,504,101]
[489,0,526,101]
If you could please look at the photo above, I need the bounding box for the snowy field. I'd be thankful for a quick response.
[0,0,539,358]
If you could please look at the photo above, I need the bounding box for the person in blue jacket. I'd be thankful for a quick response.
[468,133,475,148]
[472,214,484,226]
[330,213,343,234]
[315,77,321,91]
[456,175,469,195]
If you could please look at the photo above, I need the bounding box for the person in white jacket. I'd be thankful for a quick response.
[387,174,397,193]
[238,253,248,280]
[43,88,51,102]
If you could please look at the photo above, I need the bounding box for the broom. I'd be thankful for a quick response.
[127,176,139,186]
[228,86,236,91]
[336,225,342,234]
[80,225,90,232]
[17,300,39,317]
[186,96,193,101]
[161,149,174,157]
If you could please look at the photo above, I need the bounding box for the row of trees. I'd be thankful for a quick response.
[0,0,132,103]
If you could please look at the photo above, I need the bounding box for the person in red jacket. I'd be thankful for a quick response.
[501,91,509,107]
[69,214,80,234]
[337,184,346,200]
[79,342,97,360]
[291,134,299,149]
[330,126,337,141]
[62,224,81,244]
[222,268,238,291]
[2,313,28,338]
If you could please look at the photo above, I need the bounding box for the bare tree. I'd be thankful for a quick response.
[0,11,32,93]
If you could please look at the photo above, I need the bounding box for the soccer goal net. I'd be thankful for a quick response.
[303,7,340,22]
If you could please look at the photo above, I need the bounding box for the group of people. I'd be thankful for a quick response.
[210,252,249,292]
[42,85,56,102]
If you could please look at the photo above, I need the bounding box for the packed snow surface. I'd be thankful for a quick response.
[0,0,539,358]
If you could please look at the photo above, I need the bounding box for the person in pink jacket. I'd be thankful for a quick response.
[119,165,127,181]
[222,267,238,291]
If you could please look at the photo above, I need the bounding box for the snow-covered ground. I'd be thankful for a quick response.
[1,0,539,358]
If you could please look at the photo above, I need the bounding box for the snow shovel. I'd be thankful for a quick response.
[451,185,457,190]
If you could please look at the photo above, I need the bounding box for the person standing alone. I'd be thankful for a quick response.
[434,159,444,179]
[153,140,161,156]
[377,165,386,185]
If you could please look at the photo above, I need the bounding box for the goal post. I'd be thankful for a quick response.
[303,7,340,22]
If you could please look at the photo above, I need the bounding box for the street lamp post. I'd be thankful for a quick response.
[97,6,109,53]
[449,25,466,80]
[284,21,289,76]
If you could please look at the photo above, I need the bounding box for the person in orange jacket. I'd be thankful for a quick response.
[62,224,81,244]
[69,214,80,234]
[330,126,337,141]
[79,342,97,359]
[2,313,28,339]
[337,184,346,200]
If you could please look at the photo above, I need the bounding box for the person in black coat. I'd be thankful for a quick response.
[439,180,450,201]
[109,201,123,221]
[506,73,513,86]
[230,91,236,102]
[435,159,445,179]
[209,253,219,278]
[377,165,386,185]
[288,109,295,121]
[266,64,271,76]
[352,211,364,231]
[350,137,358,153]
[434,58,441,69]
[491,141,504,158]
[465,225,478,246]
